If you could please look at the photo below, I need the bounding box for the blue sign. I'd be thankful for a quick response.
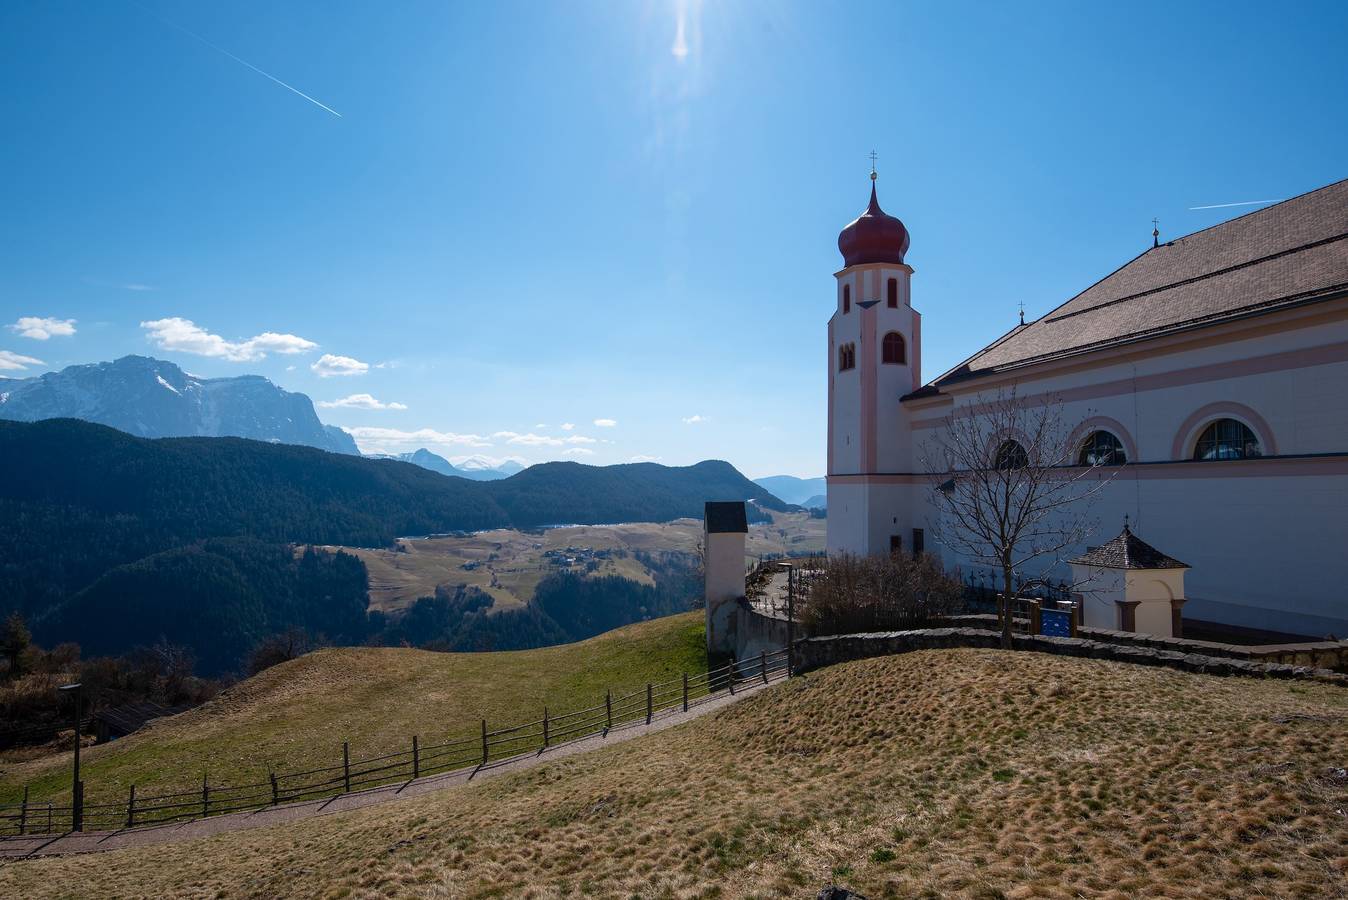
[1041,608,1073,637]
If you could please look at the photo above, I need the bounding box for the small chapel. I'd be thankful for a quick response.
[825,172,1348,639]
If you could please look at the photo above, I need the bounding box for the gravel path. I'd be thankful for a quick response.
[0,672,783,860]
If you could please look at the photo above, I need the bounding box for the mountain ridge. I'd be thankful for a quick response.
[0,419,786,651]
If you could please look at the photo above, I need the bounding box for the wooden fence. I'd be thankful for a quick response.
[0,648,791,837]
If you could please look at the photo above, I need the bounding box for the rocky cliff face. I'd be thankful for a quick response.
[0,355,357,454]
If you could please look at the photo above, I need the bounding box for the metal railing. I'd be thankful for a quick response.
[0,648,792,837]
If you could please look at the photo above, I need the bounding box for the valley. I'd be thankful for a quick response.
[342,509,827,614]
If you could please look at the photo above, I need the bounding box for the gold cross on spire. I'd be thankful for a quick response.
[868,150,878,181]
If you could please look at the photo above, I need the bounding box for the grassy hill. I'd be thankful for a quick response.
[3,649,1346,897]
[0,612,706,810]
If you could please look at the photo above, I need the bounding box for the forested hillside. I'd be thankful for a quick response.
[0,419,778,671]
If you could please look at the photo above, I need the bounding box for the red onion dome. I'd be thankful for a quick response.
[837,180,910,267]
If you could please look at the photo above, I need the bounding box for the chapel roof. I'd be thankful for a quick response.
[1069,524,1190,570]
[926,178,1348,390]
[704,501,748,534]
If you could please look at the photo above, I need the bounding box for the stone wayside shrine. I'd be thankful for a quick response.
[703,501,748,658]
[1069,522,1190,638]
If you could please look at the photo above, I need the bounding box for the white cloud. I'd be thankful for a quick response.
[122,283,155,292]
[311,354,369,377]
[345,426,492,455]
[534,423,547,429]
[560,422,575,431]
[248,332,318,355]
[9,317,76,340]
[681,414,707,425]
[492,431,597,447]
[140,317,318,362]
[630,454,662,463]
[562,447,595,457]
[317,394,408,411]
[0,350,45,371]
[593,418,617,428]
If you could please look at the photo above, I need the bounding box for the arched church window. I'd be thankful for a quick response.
[995,439,1029,470]
[881,331,906,365]
[1193,418,1261,460]
[842,284,851,313]
[1078,430,1126,466]
[838,343,856,372]
[887,278,898,308]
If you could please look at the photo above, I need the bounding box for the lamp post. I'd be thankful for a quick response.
[57,682,83,831]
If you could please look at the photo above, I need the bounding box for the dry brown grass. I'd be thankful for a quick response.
[0,614,706,809]
[4,649,1345,898]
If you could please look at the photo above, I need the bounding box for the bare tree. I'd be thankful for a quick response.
[921,384,1113,649]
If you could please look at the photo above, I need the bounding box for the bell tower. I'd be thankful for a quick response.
[826,167,923,556]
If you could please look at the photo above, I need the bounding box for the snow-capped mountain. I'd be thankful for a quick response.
[0,355,358,454]
[367,449,527,480]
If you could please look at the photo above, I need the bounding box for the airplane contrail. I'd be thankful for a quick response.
[137,4,342,118]
[1188,200,1280,210]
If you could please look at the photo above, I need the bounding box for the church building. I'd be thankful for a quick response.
[826,174,1348,638]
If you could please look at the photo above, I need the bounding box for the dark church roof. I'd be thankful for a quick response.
[1069,525,1189,570]
[927,178,1348,389]
[704,501,748,533]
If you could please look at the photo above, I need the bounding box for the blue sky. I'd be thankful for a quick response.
[1,1,1344,477]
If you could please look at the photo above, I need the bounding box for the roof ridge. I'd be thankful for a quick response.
[1156,175,1348,247]
[1046,231,1348,324]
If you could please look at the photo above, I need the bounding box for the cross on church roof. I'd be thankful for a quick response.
[869,150,878,181]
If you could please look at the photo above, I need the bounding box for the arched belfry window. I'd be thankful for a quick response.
[1194,418,1261,460]
[995,439,1028,470]
[842,284,851,313]
[1079,431,1126,466]
[887,278,898,308]
[837,343,856,372]
[881,331,906,365]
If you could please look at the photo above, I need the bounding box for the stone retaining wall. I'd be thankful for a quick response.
[943,614,1348,673]
[793,627,1348,685]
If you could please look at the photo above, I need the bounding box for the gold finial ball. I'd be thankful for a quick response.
[870,170,878,181]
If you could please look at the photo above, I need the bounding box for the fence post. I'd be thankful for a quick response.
[761,650,768,684]
[480,719,488,765]
[682,673,689,712]
[728,659,737,695]
[786,565,795,676]
[342,742,351,793]
[72,779,83,832]
[18,786,27,836]
[543,707,550,748]
[201,774,209,819]
[412,736,420,780]
[645,683,653,724]
[126,784,136,829]
[270,772,279,806]
[605,690,612,730]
